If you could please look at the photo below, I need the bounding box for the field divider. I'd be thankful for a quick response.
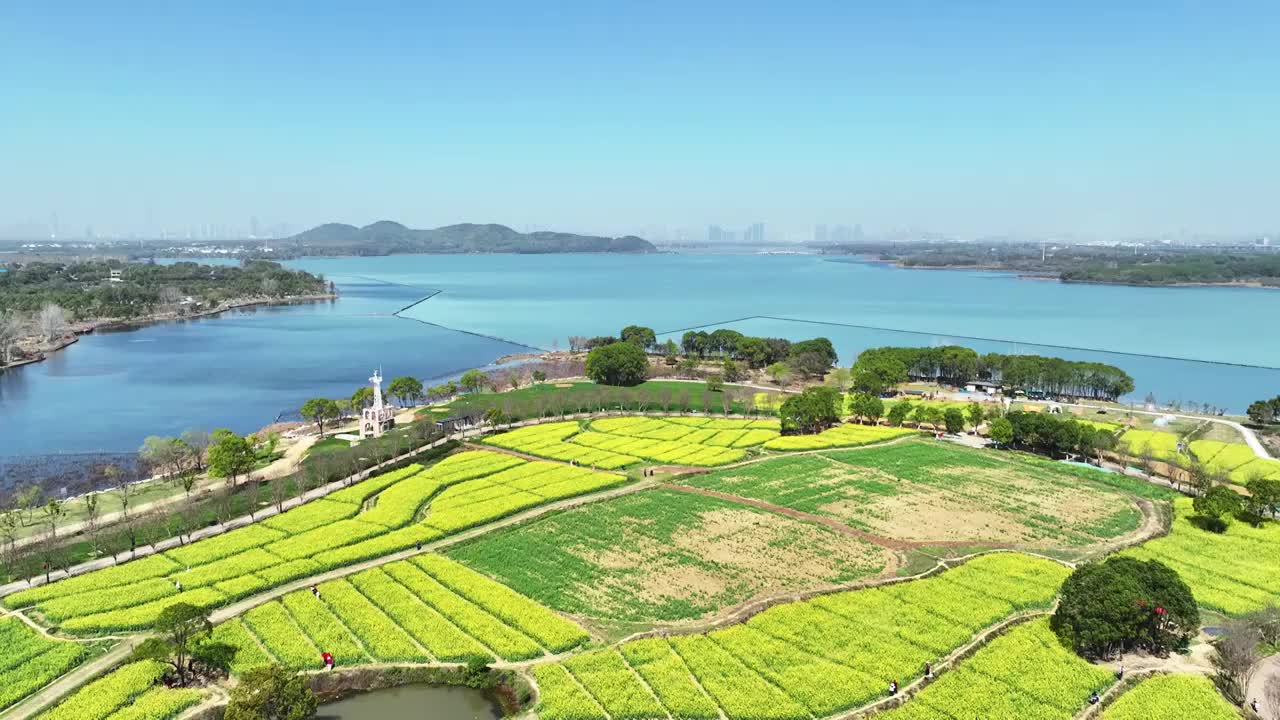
[376,567,500,662]
[615,650,682,720]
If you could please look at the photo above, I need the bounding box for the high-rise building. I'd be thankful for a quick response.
[831,224,853,243]
[814,224,829,243]
[744,223,765,244]
[707,225,726,243]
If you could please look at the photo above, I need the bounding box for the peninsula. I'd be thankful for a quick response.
[0,259,333,369]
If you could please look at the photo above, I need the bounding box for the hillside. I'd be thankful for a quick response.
[285,221,657,255]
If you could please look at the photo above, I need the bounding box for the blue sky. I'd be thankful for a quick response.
[1,1,1276,240]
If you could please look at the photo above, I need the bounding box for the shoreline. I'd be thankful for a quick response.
[0,292,337,372]
[881,259,1277,289]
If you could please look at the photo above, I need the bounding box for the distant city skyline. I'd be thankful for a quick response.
[2,3,1277,241]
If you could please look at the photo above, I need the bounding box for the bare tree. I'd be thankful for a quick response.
[82,493,101,554]
[271,475,286,513]
[37,303,68,343]
[0,310,26,365]
[42,499,64,540]
[1211,622,1259,705]
[159,286,183,306]
[107,465,133,521]
[180,429,211,472]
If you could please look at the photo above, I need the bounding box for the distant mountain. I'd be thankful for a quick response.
[285,221,657,255]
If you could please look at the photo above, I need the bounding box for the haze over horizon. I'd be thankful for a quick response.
[2,1,1277,241]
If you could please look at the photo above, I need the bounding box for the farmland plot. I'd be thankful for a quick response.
[1101,674,1238,720]
[763,423,913,451]
[5,452,626,638]
[533,554,1069,720]
[37,660,198,720]
[1122,497,1280,614]
[687,440,1164,550]
[448,487,887,623]
[0,618,94,712]
[877,618,1113,720]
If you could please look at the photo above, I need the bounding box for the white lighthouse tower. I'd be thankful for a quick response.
[361,368,396,439]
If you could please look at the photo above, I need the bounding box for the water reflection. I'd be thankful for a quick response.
[316,684,503,720]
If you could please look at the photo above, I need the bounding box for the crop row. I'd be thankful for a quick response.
[1118,429,1182,463]
[879,619,1113,720]
[214,555,589,675]
[536,553,1068,720]
[1122,497,1280,615]
[762,423,914,451]
[100,686,204,720]
[0,618,91,712]
[38,660,174,720]
[569,431,745,466]
[1191,439,1280,483]
[1100,673,1238,720]
[9,453,625,636]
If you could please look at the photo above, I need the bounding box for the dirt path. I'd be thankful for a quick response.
[255,434,318,481]
[1248,654,1280,719]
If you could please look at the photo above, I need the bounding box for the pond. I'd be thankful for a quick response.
[316,684,503,720]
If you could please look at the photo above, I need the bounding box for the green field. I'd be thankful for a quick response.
[483,416,781,468]
[1190,438,1280,484]
[4,451,629,634]
[762,423,914,450]
[1118,429,1184,463]
[1100,673,1239,720]
[209,554,588,674]
[533,553,1069,720]
[878,618,1113,720]
[36,660,204,720]
[683,440,1170,550]
[446,487,889,624]
[0,618,100,712]
[1122,496,1280,614]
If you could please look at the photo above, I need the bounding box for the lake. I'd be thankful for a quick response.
[316,684,502,720]
[1,253,1277,459]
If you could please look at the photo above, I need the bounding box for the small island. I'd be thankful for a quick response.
[0,259,333,369]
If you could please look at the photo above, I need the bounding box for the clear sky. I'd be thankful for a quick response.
[2,1,1277,240]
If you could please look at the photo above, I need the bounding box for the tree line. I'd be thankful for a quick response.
[851,345,1135,401]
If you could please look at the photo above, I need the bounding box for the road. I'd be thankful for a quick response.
[1248,654,1280,720]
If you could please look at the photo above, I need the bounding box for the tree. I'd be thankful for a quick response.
[180,429,211,472]
[349,386,374,413]
[37,303,67,342]
[965,403,985,433]
[584,341,648,386]
[299,398,342,438]
[789,351,833,378]
[460,369,489,394]
[887,400,912,427]
[765,362,791,386]
[140,436,188,479]
[721,358,744,382]
[779,387,842,434]
[1193,485,1243,532]
[705,373,724,392]
[1210,621,1260,705]
[507,372,521,391]
[827,367,852,392]
[386,376,423,406]
[42,499,64,540]
[224,665,318,720]
[207,429,256,489]
[1246,398,1278,426]
[620,325,657,349]
[154,602,213,686]
[1245,477,1280,519]
[943,408,965,434]
[82,492,101,552]
[531,370,547,384]
[106,465,133,522]
[989,417,1014,446]
[849,393,884,425]
[1051,556,1199,660]
[0,310,26,365]
[789,337,838,369]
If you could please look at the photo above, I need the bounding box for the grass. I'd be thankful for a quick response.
[533,554,1069,720]
[4,451,629,635]
[685,439,1171,552]
[1122,497,1280,615]
[446,487,887,625]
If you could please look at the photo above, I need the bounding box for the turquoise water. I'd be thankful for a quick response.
[1,253,1277,458]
